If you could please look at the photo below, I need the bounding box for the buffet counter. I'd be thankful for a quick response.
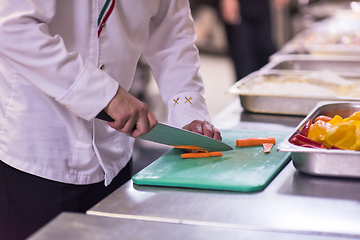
[29,100,360,239]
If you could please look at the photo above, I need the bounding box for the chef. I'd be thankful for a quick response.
[0,1,222,239]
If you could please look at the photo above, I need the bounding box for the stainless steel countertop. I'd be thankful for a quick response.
[87,100,360,239]
[28,212,352,240]
[28,100,360,239]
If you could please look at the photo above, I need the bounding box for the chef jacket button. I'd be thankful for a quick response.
[99,65,105,70]
[102,23,106,28]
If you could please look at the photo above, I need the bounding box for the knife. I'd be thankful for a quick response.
[139,122,233,152]
[96,110,233,152]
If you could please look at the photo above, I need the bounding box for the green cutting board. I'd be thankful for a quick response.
[133,129,291,192]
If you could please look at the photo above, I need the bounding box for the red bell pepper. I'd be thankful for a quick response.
[299,120,313,136]
[289,134,327,149]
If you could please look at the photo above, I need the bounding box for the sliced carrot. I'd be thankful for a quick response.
[181,151,223,159]
[314,115,332,123]
[173,145,206,151]
[262,143,274,153]
[236,137,276,147]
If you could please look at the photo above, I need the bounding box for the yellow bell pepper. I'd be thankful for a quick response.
[301,112,360,151]
[307,120,332,145]
[325,120,360,150]
[328,115,343,125]
[344,111,360,122]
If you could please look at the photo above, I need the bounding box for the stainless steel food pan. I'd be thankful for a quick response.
[271,28,360,57]
[227,70,360,116]
[271,12,360,57]
[278,101,360,178]
[262,55,360,76]
[271,44,360,59]
[270,29,319,58]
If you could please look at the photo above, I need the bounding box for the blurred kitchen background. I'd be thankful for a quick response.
[131,0,360,175]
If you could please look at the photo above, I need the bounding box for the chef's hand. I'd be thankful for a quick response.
[182,120,222,141]
[104,86,158,138]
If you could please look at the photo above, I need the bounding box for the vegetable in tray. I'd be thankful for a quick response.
[290,111,360,150]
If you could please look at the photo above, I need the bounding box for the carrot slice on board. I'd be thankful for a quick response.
[236,137,276,147]
[262,143,274,153]
[173,145,206,151]
[181,151,223,159]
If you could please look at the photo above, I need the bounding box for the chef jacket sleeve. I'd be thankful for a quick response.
[142,0,211,128]
[0,0,118,121]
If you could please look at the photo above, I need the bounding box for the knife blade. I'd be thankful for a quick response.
[139,122,233,152]
[95,110,233,152]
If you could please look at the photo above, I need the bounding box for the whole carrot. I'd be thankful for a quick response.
[236,137,276,147]
[181,151,223,159]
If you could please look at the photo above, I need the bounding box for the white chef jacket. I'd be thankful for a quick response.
[0,0,211,186]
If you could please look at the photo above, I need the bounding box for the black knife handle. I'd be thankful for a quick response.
[95,110,115,122]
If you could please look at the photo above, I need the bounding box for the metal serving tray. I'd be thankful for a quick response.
[227,70,360,116]
[278,101,360,178]
[262,55,360,76]
[271,29,327,58]
[272,30,360,58]
[271,12,360,58]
